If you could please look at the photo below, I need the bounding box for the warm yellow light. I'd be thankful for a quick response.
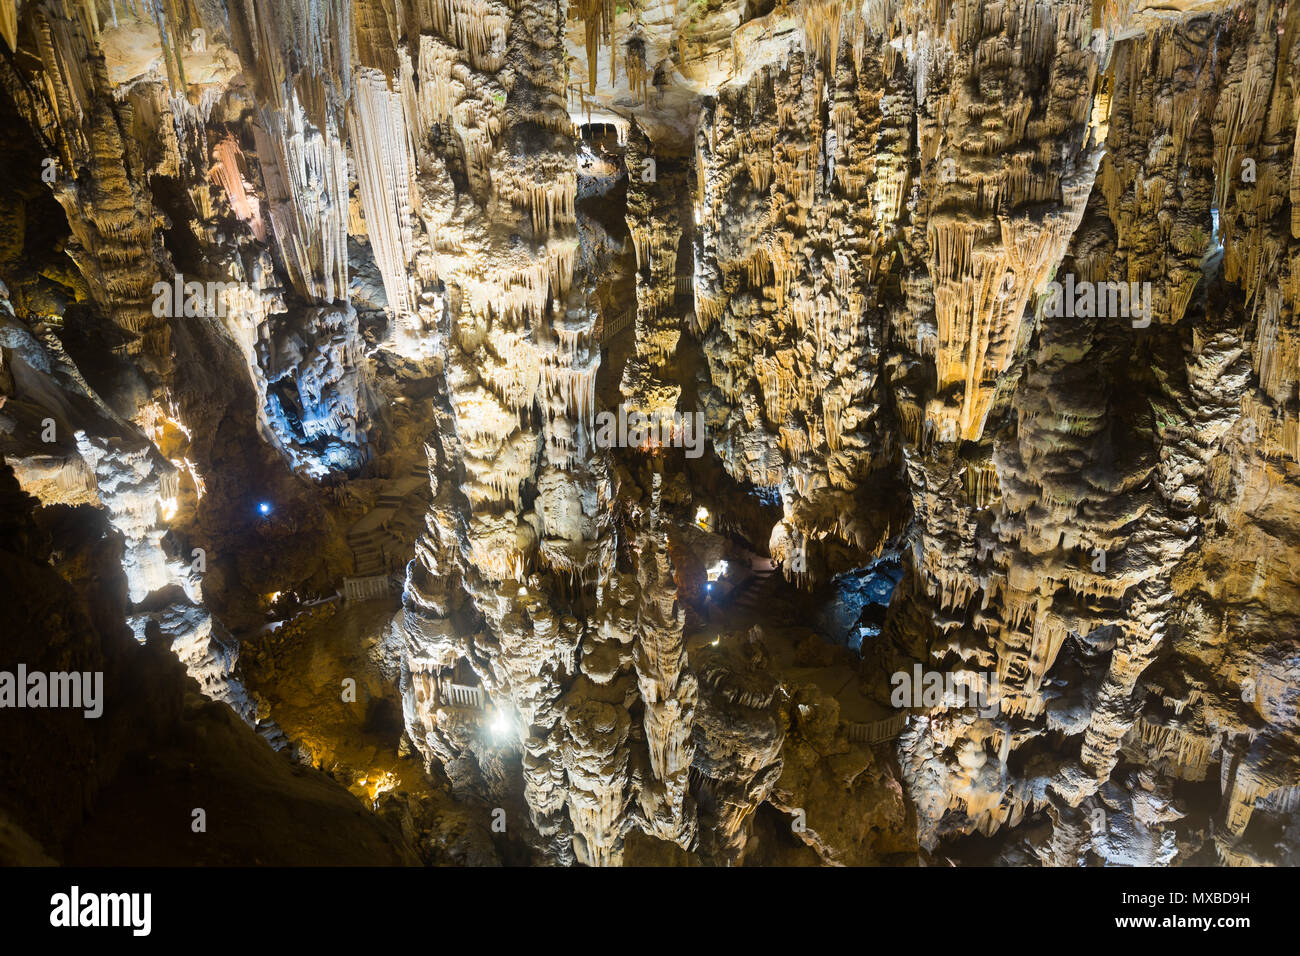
[357,770,398,807]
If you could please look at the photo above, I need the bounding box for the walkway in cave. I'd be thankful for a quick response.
[685,560,896,729]
[346,460,431,576]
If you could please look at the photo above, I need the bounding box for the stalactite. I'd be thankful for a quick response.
[209,136,267,240]
[350,68,417,316]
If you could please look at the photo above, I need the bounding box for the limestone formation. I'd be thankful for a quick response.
[2,0,1300,870]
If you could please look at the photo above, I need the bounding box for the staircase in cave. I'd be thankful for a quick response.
[726,565,780,622]
[347,460,431,577]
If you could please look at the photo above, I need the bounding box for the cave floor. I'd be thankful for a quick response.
[684,568,890,724]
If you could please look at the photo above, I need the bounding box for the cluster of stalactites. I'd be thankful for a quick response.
[209,136,268,241]
[689,29,912,583]
[252,88,351,304]
[350,68,419,315]
[571,0,617,94]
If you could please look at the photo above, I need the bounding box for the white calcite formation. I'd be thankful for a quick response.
[0,282,254,723]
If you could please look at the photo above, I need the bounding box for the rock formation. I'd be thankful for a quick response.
[2,0,1300,868]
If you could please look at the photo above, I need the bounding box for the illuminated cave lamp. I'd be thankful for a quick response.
[490,709,511,741]
[257,501,272,516]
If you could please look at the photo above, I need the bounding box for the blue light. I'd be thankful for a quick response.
[258,501,272,516]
